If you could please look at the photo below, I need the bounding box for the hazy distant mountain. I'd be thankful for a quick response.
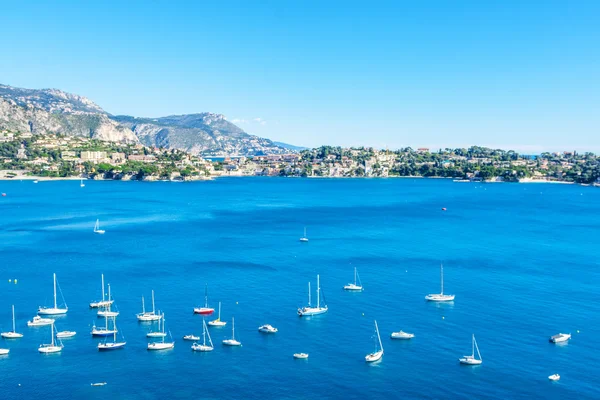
[273,141,308,152]
[0,83,296,155]
[113,114,290,156]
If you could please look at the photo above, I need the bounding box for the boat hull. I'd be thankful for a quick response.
[222,339,241,346]
[37,307,68,315]
[459,357,482,365]
[0,348,9,355]
[97,311,119,318]
[298,307,328,316]
[391,332,414,339]
[549,333,571,343]
[38,345,62,354]
[1,332,23,339]
[191,344,213,352]
[344,284,363,291]
[548,374,560,381]
[425,294,455,302]
[137,313,161,322]
[98,342,126,351]
[193,308,215,315]
[208,320,226,327]
[56,331,76,338]
[147,342,174,350]
[365,350,383,362]
[183,335,200,341]
[27,317,54,327]
[91,329,117,337]
[89,300,114,309]
[293,353,309,359]
[147,332,167,338]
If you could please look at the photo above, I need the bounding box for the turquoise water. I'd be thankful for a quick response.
[0,178,599,399]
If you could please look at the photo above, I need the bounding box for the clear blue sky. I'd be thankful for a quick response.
[1,0,599,152]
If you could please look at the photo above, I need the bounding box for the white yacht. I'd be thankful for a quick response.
[258,324,278,333]
[293,353,309,359]
[38,322,63,354]
[147,312,167,338]
[0,348,9,355]
[298,275,328,316]
[1,305,24,338]
[222,317,242,346]
[425,264,455,302]
[343,267,363,291]
[391,330,414,340]
[91,314,117,337]
[191,319,214,352]
[459,334,482,365]
[56,331,77,338]
[90,274,114,308]
[549,333,571,343]
[94,219,105,234]
[97,284,119,318]
[98,317,125,351]
[183,334,200,341]
[27,316,54,327]
[299,227,309,242]
[548,374,560,381]
[38,273,68,315]
[365,320,384,362]
[208,301,226,327]
[136,291,162,322]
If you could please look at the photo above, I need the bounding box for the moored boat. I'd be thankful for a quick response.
[390,330,414,340]
[37,273,68,315]
[1,305,24,338]
[459,334,482,365]
[365,320,384,362]
[258,324,278,333]
[425,264,455,302]
[549,333,571,343]
[193,284,215,315]
[298,275,328,316]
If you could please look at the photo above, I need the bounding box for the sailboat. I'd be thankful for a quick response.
[91,313,118,337]
[89,274,114,308]
[298,274,328,316]
[147,312,167,338]
[425,264,455,302]
[343,267,363,291]
[1,305,24,338]
[94,219,105,234]
[98,316,126,350]
[222,317,242,346]
[192,319,214,351]
[208,302,226,327]
[38,322,64,354]
[365,320,384,362]
[193,284,215,315]
[38,273,68,315]
[97,284,119,318]
[299,227,309,242]
[80,179,85,188]
[147,313,174,350]
[136,291,162,322]
[459,334,482,365]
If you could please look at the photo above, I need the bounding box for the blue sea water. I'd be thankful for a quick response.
[0,178,599,399]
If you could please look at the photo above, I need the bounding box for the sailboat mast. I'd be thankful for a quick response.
[232,317,235,340]
[141,296,146,314]
[11,305,15,332]
[151,290,156,314]
[440,264,444,294]
[53,273,58,309]
[317,275,320,309]
[218,302,221,319]
[472,334,475,357]
[50,321,55,346]
[354,267,357,285]
[203,319,207,345]
[101,274,105,302]
[375,320,383,352]
[107,284,111,311]
[113,316,117,341]
[308,282,311,307]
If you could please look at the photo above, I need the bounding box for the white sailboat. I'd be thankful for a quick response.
[91,312,117,337]
[97,284,119,318]
[89,274,114,308]
[136,291,162,322]
[365,320,384,362]
[94,219,105,234]
[147,313,174,350]
[298,275,328,316]
[80,179,85,188]
[191,319,214,352]
[98,317,126,350]
[2,305,24,338]
[299,227,309,242]
[147,312,167,338]
[38,322,64,354]
[343,267,363,291]
[27,316,54,327]
[208,302,226,327]
[222,317,241,346]
[38,273,68,315]
[459,334,482,365]
[193,284,215,315]
[425,264,455,302]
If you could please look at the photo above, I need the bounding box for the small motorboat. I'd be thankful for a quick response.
[258,324,278,333]
[442,207,447,211]
[1,193,6,197]
[27,316,54,327]
[548,374,560,381]
[0,348,9,355]
[91,382,107,386]
[293,353,309,359]
[549,333,571,343]
[56,331,77,338]
[391,330,414,339]
[183,334,200,341]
